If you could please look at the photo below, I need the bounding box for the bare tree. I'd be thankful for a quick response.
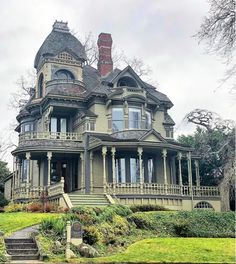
[196,0,236,92]
[9,69,36,112]
[196,0,236,60]
[185,109,235,211]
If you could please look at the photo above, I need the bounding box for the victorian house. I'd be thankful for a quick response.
[4,21,221,211]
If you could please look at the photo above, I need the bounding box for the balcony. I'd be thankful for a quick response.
[18,132,82,151]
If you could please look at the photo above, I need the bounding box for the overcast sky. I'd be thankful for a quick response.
[0,0,235,168]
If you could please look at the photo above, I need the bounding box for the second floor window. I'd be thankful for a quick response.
[129,108,141,129]
[50,117,67,133]
[112,108,124,132]
[145,111,152,129]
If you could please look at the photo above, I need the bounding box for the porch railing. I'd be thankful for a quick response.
[13,186,46,200]
[106,183,220,197]
[19,132,82,142]
[48,178,65,197]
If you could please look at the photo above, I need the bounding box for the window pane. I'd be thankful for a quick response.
[22,159,28,182]
[112,108,124,132]
[51,117,57,132]
[130,158,139,183]
[60,118,67,133]
[115,158,126,183]
[24,124,30,132]
[129,108,141,129]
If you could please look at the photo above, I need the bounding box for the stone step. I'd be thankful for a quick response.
[6,243,37,249]
[7,249,38,255]
[69,198,108,202]
[5,238,34,244]
[11,255,39,260]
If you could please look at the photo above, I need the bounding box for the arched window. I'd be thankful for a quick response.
[38,73,44,98]
[194,201,214,210]
[117,76,138,87]
[54,69,74,80]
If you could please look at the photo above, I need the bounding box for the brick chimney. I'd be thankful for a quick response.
[97,33,113,77]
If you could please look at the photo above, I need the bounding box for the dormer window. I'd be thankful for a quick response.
[117,76,137,87]
[54,69,74,80]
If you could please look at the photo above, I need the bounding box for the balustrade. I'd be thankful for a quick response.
[106,183,220,197]
[19,131,82,142]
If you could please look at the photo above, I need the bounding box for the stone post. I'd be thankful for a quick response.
[90,152,94,194]
[111,147,116,194]
[47,151,52,186]
[102,146,107,193]
[138,147,143,194]
[66,221,71,259]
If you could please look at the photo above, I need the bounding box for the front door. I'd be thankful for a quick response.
[51,161,69,192]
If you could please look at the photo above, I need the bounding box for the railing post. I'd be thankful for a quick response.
[138,147,143,194]
[111,147,116,194]
[102,146,107,194]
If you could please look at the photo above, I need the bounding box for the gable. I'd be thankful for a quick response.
[139,129,167,143]
[142,134,161,142]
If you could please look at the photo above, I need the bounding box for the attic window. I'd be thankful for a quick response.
[58,52,73,61]
[54,69,74,80]
[117,76,137,88]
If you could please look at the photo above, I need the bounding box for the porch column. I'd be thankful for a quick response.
[177,152,183,194]
[19,160,22,186]
[138,147,143,194]
[26,152,31,197]
[162,149,167,184]
[90,152,94,194]
[16,159,20,188]
[47,151,52,186]
[102,146,107,193]
[111,147,116,194]
[187,152,193,194]
[37,160,40,187]
[162,149,168,194]
[80,153,85,194]
[26,152,31,185]
[194,160,200,187]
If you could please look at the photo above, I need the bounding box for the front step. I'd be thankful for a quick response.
[5,238,39,261]
[68,193,111,207]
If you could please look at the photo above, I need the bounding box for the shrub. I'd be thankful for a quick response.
[172,219,190,237]
[0,193,8,208]
[112,215,130,236]
[4,202,23,212]
[27,202,43,212]
[130,204,168,213]
[70,207,98,225]
[82,226,101,245]
[127,213,156,230]
[100,222,116,245]
[40,218,65,238]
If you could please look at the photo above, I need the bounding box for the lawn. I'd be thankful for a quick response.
[0,212,61,235]
[77,237,235,263]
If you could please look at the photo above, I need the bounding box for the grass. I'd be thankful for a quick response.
[0,212,61,235]
[75,238,235,263]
